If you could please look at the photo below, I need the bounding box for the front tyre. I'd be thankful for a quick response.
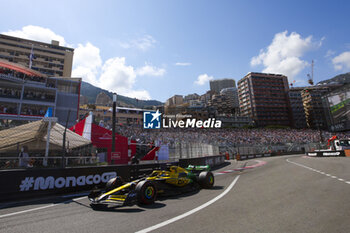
[105,176,124,192]
[88,189,102,199]
[136,180,157,205]
[198,171,214,189]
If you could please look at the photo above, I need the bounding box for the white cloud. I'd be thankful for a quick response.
[120,35,156,51]
[175,62,191,66]
[72,42,102,85]
[2,25,68,46]
[194,74,214,86]
[125,90,151,100]
[332,51,350,71]
[73,52,152,99]
[136,64,166,76]
[325,49,336,58]
[251,31,321,81]
[98,57,136,93]
[4,26,157,100]
[72,43,153,100]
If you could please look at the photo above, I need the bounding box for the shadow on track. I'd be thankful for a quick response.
[92,206,146,213]
[0,193,88,210]
[157,184,223,202]
[66,199,90,208]
[90,202,166,212]
[211,162,232,171]
[211,185,224,190]
[138,202,166,209]
[157,189,200,201]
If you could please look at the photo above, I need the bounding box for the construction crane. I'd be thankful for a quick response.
[307,60,314,85]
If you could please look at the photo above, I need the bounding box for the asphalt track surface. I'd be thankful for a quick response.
[1,155,350,233]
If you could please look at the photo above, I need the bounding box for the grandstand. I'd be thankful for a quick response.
[0,59,81,127]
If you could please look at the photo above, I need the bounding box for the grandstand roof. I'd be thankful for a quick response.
[0,59,46,77]
[80,105,149,112]
[0,119,91,152]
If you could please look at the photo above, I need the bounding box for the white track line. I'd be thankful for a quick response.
[0,204,58,219]
[286,158,350,185]
[0,196,87,219]
[62,192,89,198]
[72,196,87,201]
[135,175,240,233]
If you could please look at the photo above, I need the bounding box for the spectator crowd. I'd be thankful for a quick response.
[0,68,45,83]
[115,124,350,147]
[0,104,17,114]
[23,90,55,102]
[0,88,21,98]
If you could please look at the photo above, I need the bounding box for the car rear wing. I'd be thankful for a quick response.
[186,165,211,172]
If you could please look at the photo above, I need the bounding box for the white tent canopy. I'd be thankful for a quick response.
[0,119,91,153]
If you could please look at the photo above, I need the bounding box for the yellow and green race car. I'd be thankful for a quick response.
[88,164,214,210]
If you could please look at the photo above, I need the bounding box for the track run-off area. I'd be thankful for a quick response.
[1,155,350,233]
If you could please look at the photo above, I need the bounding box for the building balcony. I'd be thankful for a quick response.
[0,113,44,121]
[21,98,55,106]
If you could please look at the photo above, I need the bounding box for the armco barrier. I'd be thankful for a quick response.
[239,153,272,161]
[307,151,345,157]
[0,156,225,202]
[237,151,305,161]
[179,155,225,168]
[0,164,180,202]
[0,165,130,202]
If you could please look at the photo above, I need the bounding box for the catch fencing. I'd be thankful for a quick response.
[216,142,325,159]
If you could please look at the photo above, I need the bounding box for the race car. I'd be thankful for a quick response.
[88,164,214,210]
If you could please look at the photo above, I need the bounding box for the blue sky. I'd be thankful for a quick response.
[0,0,350,101]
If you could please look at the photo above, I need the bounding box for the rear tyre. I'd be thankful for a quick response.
[136,180,157,205]
[105,176,124,192]
[198,171,214,189]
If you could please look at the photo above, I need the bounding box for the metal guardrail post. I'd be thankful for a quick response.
[62,110,71,168]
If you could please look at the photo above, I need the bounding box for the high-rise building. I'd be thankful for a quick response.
[238,72,291,127]
[165,95,184,106]
[301,86,333,129]
[184,93,199,103]
[208,87,240,116]
[210,78,236,94]
[289,87,307,129]
[322,84,350,132]
[199,91,212,105]
[208,94,230,115]
[220,87,240,115]
[0,34,74,77]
